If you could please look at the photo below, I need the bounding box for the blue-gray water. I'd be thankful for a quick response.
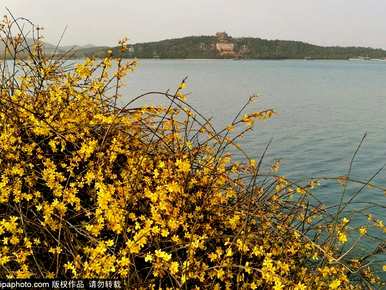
[121,59,386,270]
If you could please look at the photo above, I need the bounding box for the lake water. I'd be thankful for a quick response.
[121,59,386,264]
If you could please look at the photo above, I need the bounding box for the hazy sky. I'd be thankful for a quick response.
[2,0,386,49]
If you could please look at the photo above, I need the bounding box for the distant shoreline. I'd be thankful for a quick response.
[2,33,386,61]
[3,55,386,62]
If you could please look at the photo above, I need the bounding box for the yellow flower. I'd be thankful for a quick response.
[155,250,171,262]
[226,248,233,257]
[78,139,98,159]
[294,283,307,290]
[359,226,367,236]
[342,217,350,225]
[375,219,384,229]
[228,215,240,229]
[271,160,280,173]
[181,274,187,284]
[10,236,20,245]
[338,232,347,244]
[329,279,341,289]
[176,159,191,173]
[176,92,187,101]
[179,82,187,90]
[252,245,264,257]
[161,228,169,237]
[64,262,77,275]
[296,187,306,194]
[308,179,320,189]
[169,261,179,274]
[144,254,153,262]
[245,262,252,274]
[167,182,180,193]
[216,268,225,280]
[236,239,249,252]
[0,256,10,266]
[48,246,62,255]
[208,252,218,262]
[273,280,284,290]
[241,115,254,127]
[226,124,235,132]
[119,256,130,267]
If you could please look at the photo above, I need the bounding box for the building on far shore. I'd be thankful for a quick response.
[215,32,235,56]
[216,32,229,42]
[215,42,235,55]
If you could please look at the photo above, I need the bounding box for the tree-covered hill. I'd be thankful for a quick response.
[3,34,386,60]
[103,35,386,60]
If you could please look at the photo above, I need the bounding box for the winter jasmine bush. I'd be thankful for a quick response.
[0,15,384,289]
